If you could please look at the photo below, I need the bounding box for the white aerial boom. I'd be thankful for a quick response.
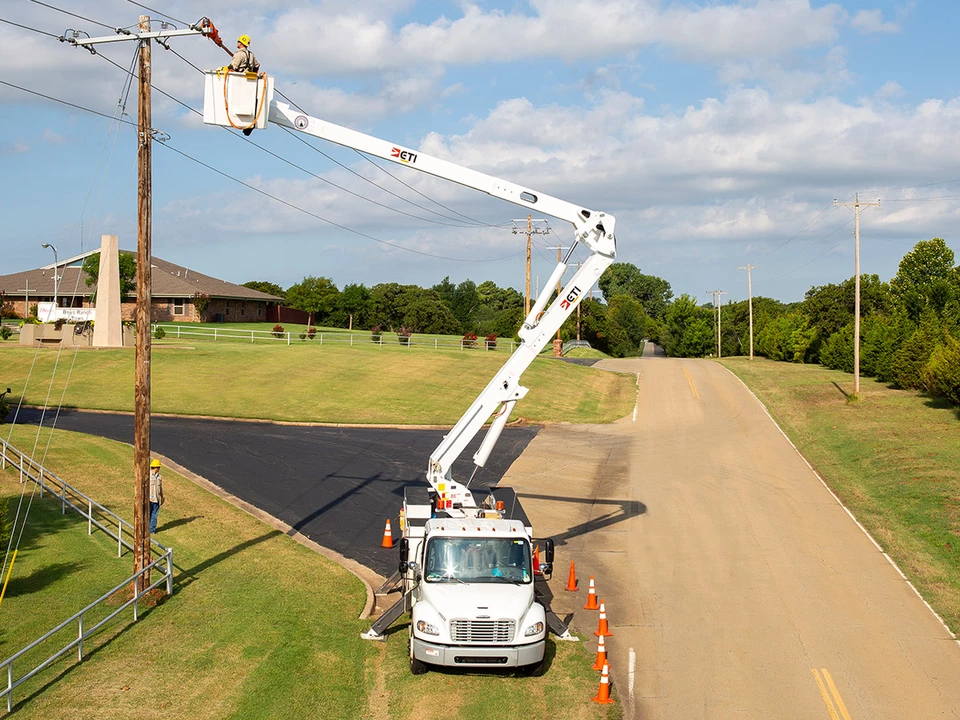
[203,71,617,506]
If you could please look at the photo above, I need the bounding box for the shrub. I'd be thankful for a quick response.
[307,326,317,339]
[398,326,413,346]
[923,333,960,405]
[485,333,498,350]
[0,325,11,341]
[271,324,285,339]
[298,332,307,340]
[462,332,478,348]
[0,390,10,424]
[891,316,942,390]
[370,324,383,343]
[154,326,166,340]
[819,324,854,373]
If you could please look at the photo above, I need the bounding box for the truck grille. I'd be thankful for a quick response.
[450,620,515,643]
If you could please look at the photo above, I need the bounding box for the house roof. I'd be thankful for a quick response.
[0,250,283,302]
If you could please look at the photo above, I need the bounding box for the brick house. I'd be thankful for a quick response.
[0,250,283,322]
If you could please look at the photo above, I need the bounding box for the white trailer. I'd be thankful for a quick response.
[202,70,617,675]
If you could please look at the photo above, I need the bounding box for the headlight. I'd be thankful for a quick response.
[416,620,440,636]
[524,621,544,637]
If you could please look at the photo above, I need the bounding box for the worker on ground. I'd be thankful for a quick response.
[229,34,260,74]
[149,459,165,534]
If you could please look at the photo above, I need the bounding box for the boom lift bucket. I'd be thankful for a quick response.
[203,70,274,131]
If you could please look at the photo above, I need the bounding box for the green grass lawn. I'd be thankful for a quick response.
[1,427,619,719]
[720,357,960,633]
[1,343,636,425]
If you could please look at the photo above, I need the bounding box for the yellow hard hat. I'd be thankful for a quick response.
[237,34,251,47]
[150,459,161,468]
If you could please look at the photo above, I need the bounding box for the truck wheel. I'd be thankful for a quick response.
[408,629,428,675]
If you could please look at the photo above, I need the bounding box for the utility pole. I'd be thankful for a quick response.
[835,194,880,397]
[75,15,214,593]
[16,281,31,319]
[546,244,571,341]
[511,217,548,316]
[737,264,759,359]
[134,14,153,592]
[706,290,727,358]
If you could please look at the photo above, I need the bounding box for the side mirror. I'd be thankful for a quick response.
[398,538,409,575]
[543,539,555,564]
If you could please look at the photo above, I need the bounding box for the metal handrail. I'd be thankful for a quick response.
[0,437,175,713]
[0,551,173,712]
[0,438,168,559]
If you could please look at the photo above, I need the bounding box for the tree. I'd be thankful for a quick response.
[285,276,339,326]
[335,283,372,329]
[661,294,714,357]
[242,280,286,301]
[192,292,211,322]
[82,251,136,298]
[399,291,461,334]
[606,295,647,352]
[756,312,815,363]
[598,262,673,319]
[370,283,417,330]
[890,238,960,321]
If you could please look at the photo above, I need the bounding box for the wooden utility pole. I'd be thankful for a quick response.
[737,264,759,359]
[835,194,880,397]
[512,217,548,316]
[134,14,153,592]
[546,244,570,341]
[707,290,727,358]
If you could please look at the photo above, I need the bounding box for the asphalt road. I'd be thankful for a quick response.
[14,408,538,577]
[504,346,960,719]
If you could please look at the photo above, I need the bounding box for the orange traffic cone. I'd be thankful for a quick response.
[594,600,613,637]
[380,519,394,548]
[533,545,541,575]
[565,561,578,591]
[584,576,600,610]
[592,633,608,670]
[592,662,614,704]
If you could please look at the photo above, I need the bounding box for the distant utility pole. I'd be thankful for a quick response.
[737,264,760,359]
[706,290,727,358]
[546,244,571,341]
[835,194,881,397]
[512,217,548,316]
[76,16,213,592]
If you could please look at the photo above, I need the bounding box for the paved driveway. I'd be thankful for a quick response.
[15,408,538,577]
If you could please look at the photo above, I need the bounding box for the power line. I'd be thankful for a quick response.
[0,78,142,128]
[156,140,523,263]
[27,0,117,31]
[0,15,62,38]
[123,0,192,27]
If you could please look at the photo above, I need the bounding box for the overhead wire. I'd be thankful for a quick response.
[26,0,118,32]
[0,15,62,38]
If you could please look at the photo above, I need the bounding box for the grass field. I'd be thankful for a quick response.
[0,427,619,719]
[720,357,960,633]
[0,343,636,425]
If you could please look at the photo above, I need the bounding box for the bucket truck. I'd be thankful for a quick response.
[202,70,617,674]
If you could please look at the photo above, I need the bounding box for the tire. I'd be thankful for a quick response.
[409,629,428,675]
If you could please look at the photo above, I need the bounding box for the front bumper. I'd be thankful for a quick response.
[412,637,545,668]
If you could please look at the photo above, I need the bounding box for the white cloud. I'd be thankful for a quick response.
[851,9,900,35]
[41,129,66,144]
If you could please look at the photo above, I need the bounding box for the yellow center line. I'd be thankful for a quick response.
[812,668,852,720]
[812,669,840,720]
[823,669,853,720]
[681,366,700,400]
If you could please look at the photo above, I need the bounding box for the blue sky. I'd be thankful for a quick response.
[2,0,960,307]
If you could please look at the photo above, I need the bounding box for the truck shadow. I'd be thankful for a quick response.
[515,492,646,548]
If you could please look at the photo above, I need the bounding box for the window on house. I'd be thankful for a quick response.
[174,299,184,315]
[240,305,245,316]
[225,302,230,315]
[258,305,262,317]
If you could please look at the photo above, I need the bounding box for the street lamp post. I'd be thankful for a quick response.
[41,243,59,307]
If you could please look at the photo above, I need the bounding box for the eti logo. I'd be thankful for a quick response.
[391,147,418,164]
[559,286,582,311]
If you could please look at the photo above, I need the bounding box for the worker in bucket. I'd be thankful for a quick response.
[229,34,260,74]
[149,459,165,534]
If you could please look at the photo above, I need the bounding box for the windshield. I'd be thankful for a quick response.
[424,537,532,584]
